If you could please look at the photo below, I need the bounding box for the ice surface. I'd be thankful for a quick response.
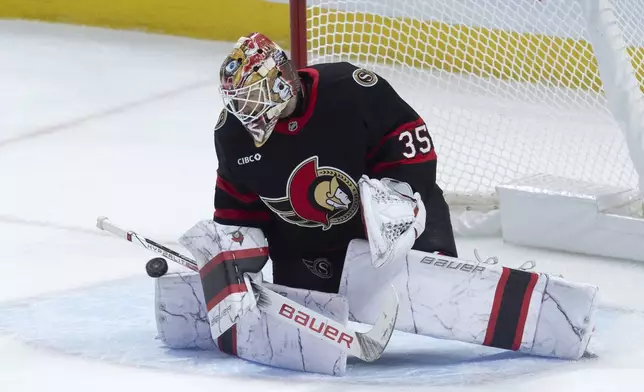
[1,275,643,386]
[2,20,644,392]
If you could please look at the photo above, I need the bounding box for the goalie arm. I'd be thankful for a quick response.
[360,76,457,259]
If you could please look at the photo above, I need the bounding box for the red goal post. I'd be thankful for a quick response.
[289,0,308,70]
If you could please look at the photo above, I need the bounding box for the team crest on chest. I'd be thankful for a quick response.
[260,156,359,230]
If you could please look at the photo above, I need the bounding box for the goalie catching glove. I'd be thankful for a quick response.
[359,175,426,268]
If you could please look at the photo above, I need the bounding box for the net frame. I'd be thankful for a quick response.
[288,0,644,216]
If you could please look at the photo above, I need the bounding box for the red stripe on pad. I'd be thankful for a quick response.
[512,273,540,351]
[206,283,248,312]
[483,267,511,346]
[199,247,268,278]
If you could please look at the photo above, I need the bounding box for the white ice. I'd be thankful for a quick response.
[2,20,644,392]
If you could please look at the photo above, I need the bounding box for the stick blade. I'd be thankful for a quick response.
[354,284,399,362]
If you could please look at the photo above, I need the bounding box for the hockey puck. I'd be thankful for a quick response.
[146,257,169,278]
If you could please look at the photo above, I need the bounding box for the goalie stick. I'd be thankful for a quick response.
[95,216,399,362]
[96,216,198,272]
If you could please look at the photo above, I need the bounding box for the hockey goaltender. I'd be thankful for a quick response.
[151,32,598,376]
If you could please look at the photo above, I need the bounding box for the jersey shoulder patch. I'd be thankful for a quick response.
[352,68,378,87]
[214,109,228,131]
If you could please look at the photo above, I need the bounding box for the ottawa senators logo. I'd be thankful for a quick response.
[230,229,244,245]
[260,156,359,230]
[352,68,378,87]
[302,257,333,279]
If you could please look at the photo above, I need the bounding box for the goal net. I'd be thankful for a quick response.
[290,0,644,221]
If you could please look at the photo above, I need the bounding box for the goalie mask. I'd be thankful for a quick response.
[219,33,300,147]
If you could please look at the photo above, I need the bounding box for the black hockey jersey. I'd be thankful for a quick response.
[213,62,456,290]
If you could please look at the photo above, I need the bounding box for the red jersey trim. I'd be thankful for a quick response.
[274,68,320,135]
[370,149,437,173]
[367,118,426,160]
[213,209,271,222]
[216,177,259,203]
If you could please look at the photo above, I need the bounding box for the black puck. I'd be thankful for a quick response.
[146,257,169,278]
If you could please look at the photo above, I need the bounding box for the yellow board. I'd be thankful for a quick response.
[0,0,290,47]
[3,0,643,92]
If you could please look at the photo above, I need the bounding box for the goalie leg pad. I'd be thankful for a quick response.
[237,281,349,375]
[528,275,598,359]
[155,270,348,375]
[155,271,216,350]
[340,239,597,360]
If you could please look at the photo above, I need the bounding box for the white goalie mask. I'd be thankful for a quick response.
[218,33,300,147]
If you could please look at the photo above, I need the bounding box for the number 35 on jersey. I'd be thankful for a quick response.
[399,123,433,159]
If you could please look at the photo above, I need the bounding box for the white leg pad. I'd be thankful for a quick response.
[155,271,216,350]
[155,271,348,375]
[340,239,598,359]
[238,282,348,375]
[529,275,598,359]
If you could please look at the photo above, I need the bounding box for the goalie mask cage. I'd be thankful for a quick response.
[288,0,644,232]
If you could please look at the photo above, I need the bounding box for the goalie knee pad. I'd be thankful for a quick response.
[179,220,268,339]
[155,271,349,375]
